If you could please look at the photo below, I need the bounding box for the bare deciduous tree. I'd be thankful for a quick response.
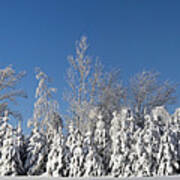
[0,65,27,120]
[65,36,100,129]
[65,36,125,130]
[128,70,177,125]
[97,68,126,114]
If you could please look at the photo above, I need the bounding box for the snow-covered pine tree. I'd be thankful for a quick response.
[0,111,23,176]
[69,133,85,177]
[46,116,64,177]
[154,107,179,176]
[46,112,63,155]
[13,122,26,175]
[0,110,11,157]
[65,121,77,153]
[94,112,109,174]
[109,111,122,177]
[0,126,16,175]
[157,131,174,176]
[25,121,48,175]
[84,145,105,177]
[46,131,64,177]
[121,108,137,177]
[65,121,85,177]
[171,108,180,165]
[83,125,105,177]
[134,114,154,177]
[115,108,135,177]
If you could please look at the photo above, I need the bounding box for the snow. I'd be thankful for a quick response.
[1,106,180,177]
[0,176,179,180]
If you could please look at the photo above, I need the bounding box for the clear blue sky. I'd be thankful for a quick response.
[0,0,180,133]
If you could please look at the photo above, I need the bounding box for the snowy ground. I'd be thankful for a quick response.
[0,176,180,180]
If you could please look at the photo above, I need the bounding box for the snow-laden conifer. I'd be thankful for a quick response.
[84,145,105,177]
[0,111,12,154]
[134,114,155,177]
[109,111,122,177]
[65,121,85,177]
[94,112,109,174]
[69,131,85,177]
[83,126,105,177]
[25,121,47,175]
[46,117,64,177]
[13,122,26,175]
[154,107,179,176]
[171,108,180,163]
[157,130,176,176]
[0,111,23,176]
[0,126,16,175]
[46,131,64,177]
[114,108,135,177]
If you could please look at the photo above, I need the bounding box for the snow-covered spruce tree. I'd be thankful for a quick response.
[133,106,177,177]
[109,111,122,177]
[65,121,85,177]
[114,107,137,177]
[46,131,64,177]
[157,130,178,176]
[46,119,65,177]
[63,122,75,176]
[69,134,85,177]
[152,107,179,176]
[0,111,23,176]
[0,111,12,155]
[134,114,155,177]
[83,125,105,177]
[94,112,110,174]
[171,108,180,165]
[13,121,26,175]
[25,121,47,175]
[152,106,170,135]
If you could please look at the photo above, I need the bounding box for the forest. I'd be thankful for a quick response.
[0,36,179,177]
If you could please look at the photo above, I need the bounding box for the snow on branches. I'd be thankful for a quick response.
[0,106,180,177]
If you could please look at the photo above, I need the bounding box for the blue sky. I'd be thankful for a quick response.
[0,0,180,133]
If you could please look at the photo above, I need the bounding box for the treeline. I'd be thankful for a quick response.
[0,36,179,176]
[1,106,180,177]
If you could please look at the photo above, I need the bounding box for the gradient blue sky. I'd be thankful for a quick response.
[0,0,180,133]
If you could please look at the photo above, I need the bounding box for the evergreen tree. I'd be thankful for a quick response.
[118,108,135,177]
[0,110,12,156]
[157,130,178,176]
[0,111,23,176]
[171,108,180,163]
[65,122,85,177]
[155,107,179,176]
[109,111,122,177]
[94,112,109,174]
[25,121,47,175]
[84,126,105,177]
[14,122,26,175]
[134,114,154,177]
[46,132,64,177]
